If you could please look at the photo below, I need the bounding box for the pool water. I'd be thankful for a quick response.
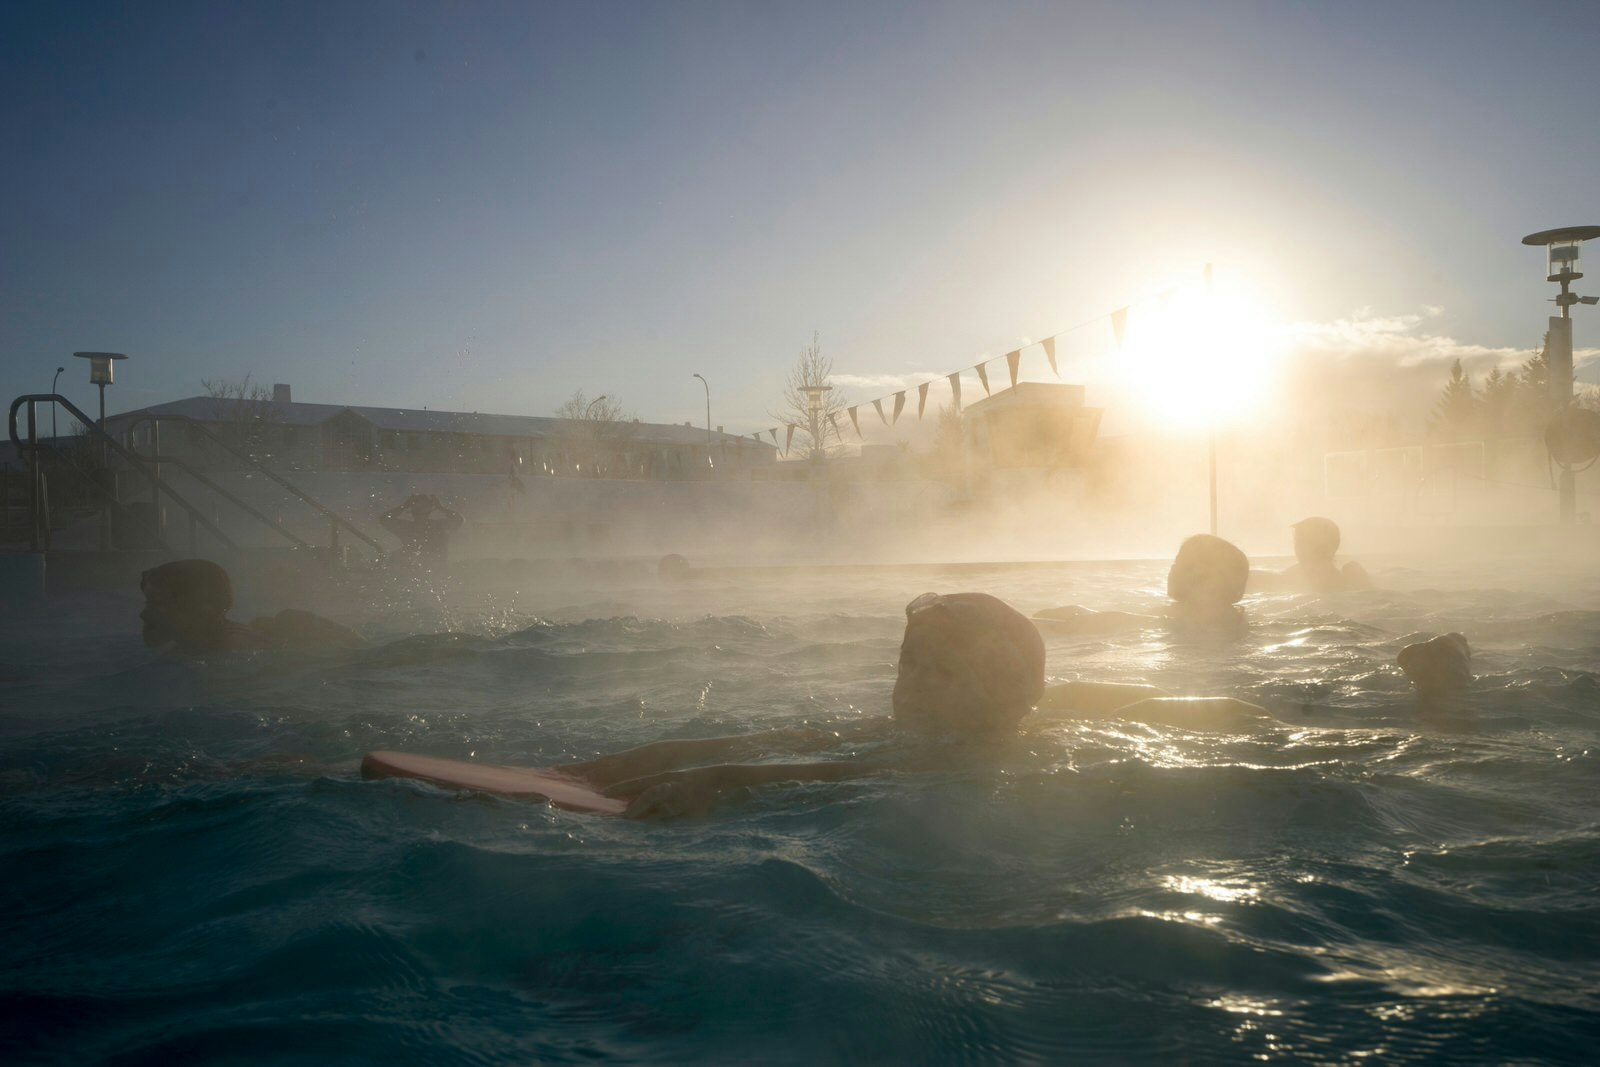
[2,558,1598,1063]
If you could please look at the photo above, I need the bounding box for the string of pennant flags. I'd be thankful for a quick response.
[743,263,1213,456]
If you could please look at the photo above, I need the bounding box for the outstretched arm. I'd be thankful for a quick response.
[608,760,871,819]
[1034,681,1173,719]
[563,722,876,789]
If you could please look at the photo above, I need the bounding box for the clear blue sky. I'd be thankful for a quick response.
[2,0,1595,433]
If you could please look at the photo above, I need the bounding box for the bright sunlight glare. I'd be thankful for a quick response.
[1117,280,1282,431]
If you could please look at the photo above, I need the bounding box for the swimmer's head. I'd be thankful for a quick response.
[140,559,233,652]
[892,592,1045,737]
[1397,632,1471,696]
[1166,535,1248,611]
[1292,517,1341,565]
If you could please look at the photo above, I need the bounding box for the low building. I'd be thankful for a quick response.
[961,383,1103,469]
[106,392,777,479]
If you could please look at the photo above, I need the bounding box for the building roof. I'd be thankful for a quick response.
[962,382,1090,416]
[110,396,776,450]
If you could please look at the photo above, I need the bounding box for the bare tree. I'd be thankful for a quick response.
[201,374,280,460]
[772,331,847,459]
[553,390,638,476]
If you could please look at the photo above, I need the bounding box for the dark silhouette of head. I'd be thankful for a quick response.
[1397,632,1471,696]
[1292,517,1341,565]
[140,559,234,652]
[1167,534,1248,611]
[892,592,1045,737]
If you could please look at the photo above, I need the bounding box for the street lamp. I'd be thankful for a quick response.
[692,373,711,466]
[584,394,608,419]
[50,366,64,440]
[73,351,128,432]
[1522,226,1600,523]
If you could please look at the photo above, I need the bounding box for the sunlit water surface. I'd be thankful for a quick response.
[2,558,1598,1064]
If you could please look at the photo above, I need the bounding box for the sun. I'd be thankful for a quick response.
[1116,280,1281,430]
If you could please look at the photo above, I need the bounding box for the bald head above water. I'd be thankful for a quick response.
[892,592,1045,737]
[1293,517,1341,565]
[1167,534,1249,611]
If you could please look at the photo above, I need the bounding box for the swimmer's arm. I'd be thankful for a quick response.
[1034,681,1174,719]
[565,722,880,788]
[606,761,869,819]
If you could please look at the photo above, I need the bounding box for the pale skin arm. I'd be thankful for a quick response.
[1034,681,1174,718]
[563,721,880,789]
[608,760,872,819]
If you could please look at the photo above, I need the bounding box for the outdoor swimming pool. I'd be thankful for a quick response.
[2,556,1597,1063]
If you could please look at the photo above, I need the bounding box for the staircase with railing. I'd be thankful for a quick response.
[7,393,385,561]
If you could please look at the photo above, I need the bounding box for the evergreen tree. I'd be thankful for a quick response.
[1426,359,1477,441]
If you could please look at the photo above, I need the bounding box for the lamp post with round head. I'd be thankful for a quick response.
[692,374,711,470]
[1522,226,1600,523]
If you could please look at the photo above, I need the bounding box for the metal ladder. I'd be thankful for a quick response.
[8,394,383,560]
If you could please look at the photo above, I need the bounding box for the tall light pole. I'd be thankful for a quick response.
[584,394,608,419]
[1522,226,1600,524]
[692,373,711,468]
[50,366,64,440]
[802,384,830,463]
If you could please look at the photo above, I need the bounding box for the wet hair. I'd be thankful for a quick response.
[1166,535,1248,605]
[892,592,1045,735]
[140,559,234,613]
[1293,517,1341,560]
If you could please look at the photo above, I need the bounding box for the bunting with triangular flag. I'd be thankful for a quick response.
[872,398,886,425]
[847,406,862,437]
[917,382,930,419]
[1005,349,1021,388]
[784,425,795,456]
[768,428,778,446]
[1042,336,1058,377]
[1111,307,1128,349]
[892,391,905,423]
[975,362,990,396]
[948,372,962,411]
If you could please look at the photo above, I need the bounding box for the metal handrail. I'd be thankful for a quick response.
[139,453,313,551]
[124,413,384,557]
[9,393,237,551]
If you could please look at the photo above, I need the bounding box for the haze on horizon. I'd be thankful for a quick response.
[3,0,1597,438]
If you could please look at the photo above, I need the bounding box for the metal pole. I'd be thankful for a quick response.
[692,374,711,473]
[1208,428,1218,536]
[1548,315,1576,524]
[51,367,63,439]
[28,400,41,552]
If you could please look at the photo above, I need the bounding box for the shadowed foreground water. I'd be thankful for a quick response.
[2,559,1597,1064]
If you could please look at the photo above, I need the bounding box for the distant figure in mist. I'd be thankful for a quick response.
[1252,517,1372,594]
[380,494,463,570]
[1033,533,1250,637]
[385,591,1269,818]
[140,559,366,657]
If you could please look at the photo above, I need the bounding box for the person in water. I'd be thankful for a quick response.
[140,559,366,656]
[380,493,463,570]
[409,591,1268,818]
[1033,533,1251,637]
[1252,517,1371,594]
